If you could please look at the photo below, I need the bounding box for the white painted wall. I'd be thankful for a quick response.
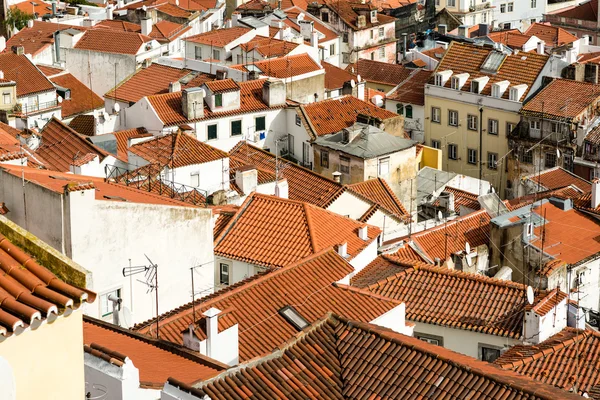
[0,356,15,400]
[569,258,600,313]
[370,303,414,336]
[523,297,567,344]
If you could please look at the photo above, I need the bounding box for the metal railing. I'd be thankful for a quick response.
[20,100,59,115]
[105,164,209,206]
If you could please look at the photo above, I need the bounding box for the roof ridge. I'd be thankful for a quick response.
[213,192,255,246]
[303,201,319,253]
[333,282,402,304]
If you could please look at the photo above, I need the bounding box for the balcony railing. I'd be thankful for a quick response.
[18,100,59,115]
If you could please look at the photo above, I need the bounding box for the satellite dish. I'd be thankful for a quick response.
[437,210,443,221]
[371,94,383,107]
[357,74,361,82]
[118,306,133,329]
[113,103,121,113]
[526,286,535,305]
[465,242,470,254]
[556,148,561,158]
[350,79,356,88]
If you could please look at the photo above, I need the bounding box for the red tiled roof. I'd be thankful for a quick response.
[386,69,431,106]
[112,127,150,162]
[0,127,47,169]
[155,2,195,17]
[284,6,339,43]
[36,118,109,172]
[199,313,583,400]
[433,186,481,213]
[489,30,532,49]
[495,327,600,397]
[323,0,396,30]
[68,115,95,137]
[83,317,224,387]
[322,61,356,90]
[119,0,210,12]
[301,95,398,138]
[105,63,214,104]
[149,20,191,42]
[238,36,299,58]
[74,29,153,55]
[346,59,412,86]
[553,0,597,21]
[0,52,55,97]
[230,53,322,78]
[351,252,425,287]
[204,78,240,93]
[213,210,236,240]
[214,193,381,268]
[147,79,284,126]
[432,42,549,100]
[525,23,579,47]
[1,164,195,207]
[0,233,95,337]
[10,0,52,15]
[236,0,270,11]
[420,46,445,59]
[184,27,251,46]
[5,21,85,57]
[522,78,600,120]
[528,167,592,192]
[130,131,227,168]
[348,178,408,219]
[95,19,142,33]
[50,73,104,118]
[134,249,399,362]
[366,261,565,338]
[0,122,22,138]
[37,65,64,77]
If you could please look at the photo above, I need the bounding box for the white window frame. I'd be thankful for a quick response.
[379,47,385,59]
[448,144,458,160]
[432,107,441,123]
[191,172,200,187]
[530,120,541,130]
[378,157,390,176]
[448,110,458,126]
[432,139,441,149]
[194,46,202,60]
[219,262,230,285]
[500,3,506,13]
[451,77,460,90]
[378,26,384,37]
[435,74,443,86]
[468,148,477,165]
[507,2,513,11]
[488,152,498,169]
[531,0,536,7]
[467,114,478,131]
[488,119,498,135]
[2,93,10,104]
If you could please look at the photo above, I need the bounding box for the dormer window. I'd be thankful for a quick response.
[471,81,479,93]
[435,70,453,87]
[509,84,527,102]
[491,85,500,98]
[491,80,510,99]
[435,74,443,86]
[509,88,518,101]
[451,77,460,90]
[215,93,222,107]
[342,130,350,143]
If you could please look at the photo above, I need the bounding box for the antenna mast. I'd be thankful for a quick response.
[122,255,159,337]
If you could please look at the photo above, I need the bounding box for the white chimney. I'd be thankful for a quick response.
[232,12,241,26]
[169,81,181,93]
[27,20,34,29]
[592,178,600,209]
[336,242,348,258]
[0,37,5,53]
[537,41,545,54]
[82,19,96,27]
[274,178,288,198]
[141,17,152,36]
[203,307,220,358]
[106,5,114,20]
[567,48,577,64]
[358,226,368,240]
[332,171,341,182]
[235,166,258,194]
[262,79,286,107]
[0,71,4,80]
[310,31,319,48]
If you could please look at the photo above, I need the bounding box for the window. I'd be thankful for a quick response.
[329,43,335,55]
[482,11,487,23]
[530,120,541,130]
[370,29,374,39]
[322,11,329,22]
[451,77,460,90]
[431,107,441,123]
[531,18,536,24]
[342,32,348,43]
[447,0,455,6]
[279,305,309,331]
[255,116,266,131]
[500,3,505,12]
[370,52,375,60]
[471,81,480,93]
[564,152,573,171]
[545,152,557,168]
[488,152,498,169]
[378,157,390,176]
[340,155,350,174]
[506,122,516,135]
[231,120,242,136]
[379,27,384,37]
[520,148,532,164]
[303,142,310,165]
[531,0,536,7]
[448,143,458,160]
[213,49,220,60]
[2,93,10,104]
[435,74,443,86]
[396,103,404,115]
[575,270,586,287]
[467,114,478,131]
[214,93,222,107]
[343,52,350,64]
[219,263,230,285]
[415,332,444,346]
[448,110,458,126]
[435,0,439,5]
[468,148,477,165]
[491,85,500,98]
[405,105,413,119]
[488,119,498,135]
[191,172,200,187]
[295,114,301,126]
[321,149,329,168]
[431,139,441,149]
[551,122,559,133]
[379,47,385,59]
[507,2,513,11]
[194,46,202,60]
[480,345,501,362]
[287,134,295,156]
[503,22,511,29]
[207,124,217,140]
[100,288,121,317]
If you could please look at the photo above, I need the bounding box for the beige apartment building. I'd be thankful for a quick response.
[424,42,553,198]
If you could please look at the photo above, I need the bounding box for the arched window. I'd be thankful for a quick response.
[396,103,404,115]
[405,105,413,119]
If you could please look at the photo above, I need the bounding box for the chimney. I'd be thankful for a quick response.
[298,20,314,40]
[203,307,220,358]
[438,24,447,35]
[332,171,341,182]
[402,33,407,60]
[310,31,318,48]
[358,225,368,240]
[235,165,258,194]
[478,23,489,37]
[0,71,3,79]
[181,87,204,120]
[0,37,5,53]
[141,17,152,36]
[27,19,34,29]
[457,25,467,38]
[336,242,348,257]
[106,4,114,20]
[274,178,288,198]
[592,178,600,209]
[262,79,286,107]
[117,0,124,8]
[12,46,24,56]
[232,12,241,26]
[53,31,61,62]
[357,15,366,29]
[169,81,181,93]
[82,19,96,27]
[51,1,57,15]
[439,191,455,213]
[537,41,545,54]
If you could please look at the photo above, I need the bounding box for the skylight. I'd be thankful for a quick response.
[480,52,506,73]
[245,65,263,73]
[279,305,309,331]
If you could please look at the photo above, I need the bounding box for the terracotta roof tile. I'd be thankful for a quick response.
[105,63,214,104]
[420,45,445,59]
[5,21,86,57]
[68,115,95,137]
[323,0,396,30]
[553,0,597,21]
[213,211,235,240]
[495,327,600,397]
[50,73,104,118]
[0,122,22,138]
[83,317,224,387]
[214,193,381,268]
[95,19,141,33]
[346,59,412,86]
[204,78,240,93]
[134,249,400,362]
[155,2,194,17]
[37,65,64,77]
[301,95,398,137]
[527,167,592,192]
[525,23,579,47]
[432,41,549,100]
[10,0,52,16]
[522,78,600,120]
[323,61,356,90]
[230,53,322,78]
[0,233,95,337]
[366,260,565,338]
[120,0,208,12]
[0,127,47,168]
[238,36,299,57]
[36,117,109,172]
[112,127,150,161]
[130,131,227,168]
[432,186,481,213]
[150,21,191,42]
[386,69,431,106]
[74,29,153,55]
[0,52,55,97]
[350,252,425,287]
[348,178,409,219]
[199,313,583,400]
[284,6,339,43]
[489,30,532,49]
[184,27,251,46]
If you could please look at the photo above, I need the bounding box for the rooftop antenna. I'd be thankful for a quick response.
[122,255,159,337]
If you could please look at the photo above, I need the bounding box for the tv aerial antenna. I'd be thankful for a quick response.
[122,255,160,337]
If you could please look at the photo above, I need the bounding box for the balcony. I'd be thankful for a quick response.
[17,100,59,116]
